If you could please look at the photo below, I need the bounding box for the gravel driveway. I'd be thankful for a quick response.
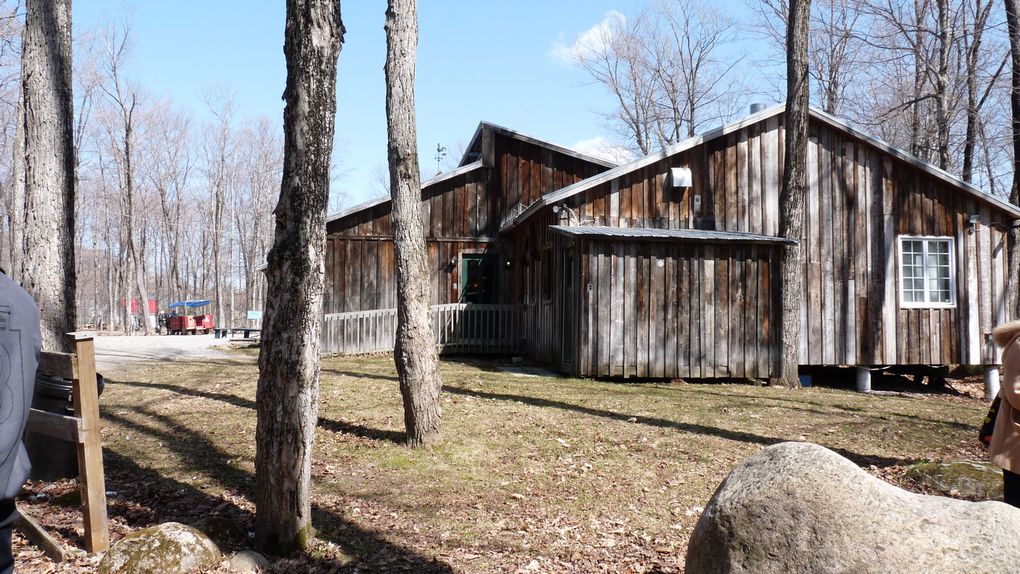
[92,334,236,371]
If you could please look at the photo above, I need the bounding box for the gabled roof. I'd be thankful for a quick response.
[326,121,619,227]
[500,103,1020,232]
[459,121,618,169]
[326,160,485,224]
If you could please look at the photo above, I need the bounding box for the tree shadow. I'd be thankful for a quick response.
[442,384,916,468]
[110,378,405,444]
[682,386,975,431]
[100,407,452,573]
[321,369,400,382]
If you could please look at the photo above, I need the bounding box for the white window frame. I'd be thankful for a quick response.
[897,235,956,309]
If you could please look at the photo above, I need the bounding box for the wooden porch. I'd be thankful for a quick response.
[321,303,519,355]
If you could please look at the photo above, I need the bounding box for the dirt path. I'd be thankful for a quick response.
[92,334,236,371]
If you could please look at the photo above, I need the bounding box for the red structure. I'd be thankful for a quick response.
[167,300,214,335]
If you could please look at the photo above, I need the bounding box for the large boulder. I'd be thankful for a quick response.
[98,522,222,574]
[686,442,1020,574]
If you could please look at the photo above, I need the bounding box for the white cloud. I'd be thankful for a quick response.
[548,10,626,65]
[571,136,636,165]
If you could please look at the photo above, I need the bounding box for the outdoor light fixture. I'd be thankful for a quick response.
[967,214,980,234]
[671,166,692,188]
[552,203,580,225]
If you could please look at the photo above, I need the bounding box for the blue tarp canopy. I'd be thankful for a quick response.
[168,299,211,308]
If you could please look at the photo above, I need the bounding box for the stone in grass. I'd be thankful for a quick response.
[227,550,271,573]
[686,442,1020,574]
[98,522,221,574]
[904,460,1003,501]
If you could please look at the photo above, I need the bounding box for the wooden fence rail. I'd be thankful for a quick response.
[322,304,518,355]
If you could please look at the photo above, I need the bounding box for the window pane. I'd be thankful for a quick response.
[901,237,954,306]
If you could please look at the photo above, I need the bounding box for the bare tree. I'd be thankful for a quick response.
[234,116,280,315]
[147,101,194,303]
[777,0,811,388]
[572,2,744,153]
[572,10,659,154]
[20,0,76,351]
[648,0,742,140]
[254,0,343,554]
[204,87,234,328]
[386,0,444,447]
[1006,0,1020,318]
[96,22,153,335]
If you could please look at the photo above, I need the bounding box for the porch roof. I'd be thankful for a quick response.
[548,225,797,245]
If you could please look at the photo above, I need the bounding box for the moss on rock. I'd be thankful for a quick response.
[98,522,221,574]
[905,460,1003,501]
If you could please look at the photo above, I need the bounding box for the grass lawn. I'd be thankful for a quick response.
[15,349,990,573]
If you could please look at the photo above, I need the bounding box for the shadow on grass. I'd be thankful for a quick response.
[681,386,976,431]
[321,369,400,382]
[442,384,916,468]
[102,407,451,573]
[111,378,405,444]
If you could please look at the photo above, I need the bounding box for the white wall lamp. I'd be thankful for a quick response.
[967,214,980,234]
[552,203,579,225]
[671,166,693,188]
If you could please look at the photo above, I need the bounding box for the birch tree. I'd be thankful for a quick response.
[254,0,343,554]
[20,0,76,351]
[386,0,444,447]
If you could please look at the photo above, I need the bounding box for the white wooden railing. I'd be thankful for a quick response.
[321,303,518,355]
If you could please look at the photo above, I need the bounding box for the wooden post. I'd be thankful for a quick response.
[855,367,872,393]
[68,334,109,553]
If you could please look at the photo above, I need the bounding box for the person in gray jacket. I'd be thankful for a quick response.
[0,271,40,573]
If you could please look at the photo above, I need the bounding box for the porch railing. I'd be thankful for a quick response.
[321,303,518,355]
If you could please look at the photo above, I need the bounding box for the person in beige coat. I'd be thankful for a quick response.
[991,320,1020,507]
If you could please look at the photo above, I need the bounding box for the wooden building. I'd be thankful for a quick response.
[324,105,1020,382]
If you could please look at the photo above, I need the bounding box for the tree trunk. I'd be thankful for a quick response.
[386,0,443,448]
[1006,0,1020,320]
[254,0,342,555]
[775,0,810,389]
[20,0,75,352]
[933,0,952,171]
[9,95,23,281]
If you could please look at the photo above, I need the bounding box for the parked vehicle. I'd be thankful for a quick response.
[166,300,214,335]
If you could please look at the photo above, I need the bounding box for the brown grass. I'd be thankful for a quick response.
[15,350,990,573]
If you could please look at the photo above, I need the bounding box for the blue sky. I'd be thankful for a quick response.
[73,1,771,209]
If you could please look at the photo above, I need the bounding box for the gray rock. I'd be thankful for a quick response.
[227,550,271,573]
[904,460,1003,501]
[98,522,222,574]
[686,442,1020,574]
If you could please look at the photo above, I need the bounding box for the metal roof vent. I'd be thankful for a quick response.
[671,167,692,188]
[750,103,768,114]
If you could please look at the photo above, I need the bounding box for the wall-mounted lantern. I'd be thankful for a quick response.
[967,214,980,234]
[671,166,693,188]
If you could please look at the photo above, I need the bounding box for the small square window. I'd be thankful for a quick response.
[898,236,955,308]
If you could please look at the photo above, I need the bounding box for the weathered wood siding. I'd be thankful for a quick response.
[323,126,612,316]
[496,135,605,211]
[535,113,1012,367]
[568,238,778,379]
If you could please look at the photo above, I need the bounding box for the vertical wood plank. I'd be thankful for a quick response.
[70,337,109,553]
[704,250,716,377]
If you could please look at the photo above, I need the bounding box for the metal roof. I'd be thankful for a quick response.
[459,121,618,169]
[549,225,797,245]
[501,103,1020,232]
[326,160,486,224]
